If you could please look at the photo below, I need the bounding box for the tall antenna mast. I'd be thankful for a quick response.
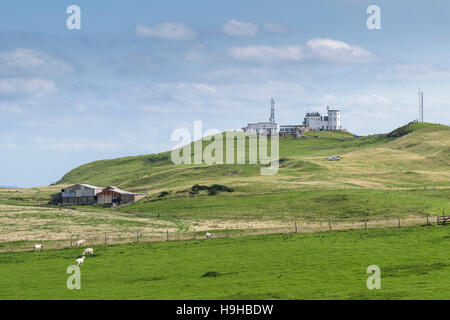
[419,90,424,122]
[269,98,275,124]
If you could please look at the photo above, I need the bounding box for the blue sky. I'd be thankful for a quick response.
[1,0,450,187]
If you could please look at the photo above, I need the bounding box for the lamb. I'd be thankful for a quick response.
[33,244,42,252]
[76,256,85,266]
[83,248,94,255]
[75,239,86,248]
[205,232,216,240]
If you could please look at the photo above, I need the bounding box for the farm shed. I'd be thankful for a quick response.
[60,184,102,205]
[96,186,146,206]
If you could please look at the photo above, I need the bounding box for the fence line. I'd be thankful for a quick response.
[0,214,446,253]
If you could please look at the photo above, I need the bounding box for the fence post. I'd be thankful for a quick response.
[426,215,429,226]
[329,220,332,231]
[166,230,169,241]
[194,229,196,240]
[294,221,298,233]
[364,217,367,230]
[136,232,139,242]
[398,216,401,228]
[226,228,229,238]
[70,234,73,247]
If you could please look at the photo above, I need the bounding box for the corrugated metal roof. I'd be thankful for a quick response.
[100,186,136,195]
[78,184,102,189]
[63,184,101,191]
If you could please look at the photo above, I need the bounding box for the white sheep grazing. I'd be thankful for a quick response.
[76,256,85,266]
[205,232,216,240]
[83,248,94,255]
[75,239,86,248]
[33,244,42,252]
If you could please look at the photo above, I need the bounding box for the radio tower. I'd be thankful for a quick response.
[269,98,275,124]
[419,90,424,122]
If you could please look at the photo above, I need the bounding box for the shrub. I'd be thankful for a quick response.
[158,191,170,198]
[201,271,222,278]
[189,184,234,196]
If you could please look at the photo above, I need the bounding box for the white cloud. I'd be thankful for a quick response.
[320,94,339,105]
[381,64,450,81]
[0,48,73,76]
[229,39,374,64]
[229,45,303,62]
[0,136,120,152]
[135,22,195,40]
[0,102,24,113]
[222,19,258,37]
[140,105,176,114]
[348,94,392,106]
[127,53,154,65]
[0,78,57,97]
[184,50,206,62]
[305,38,375,63]
[178,82,217,94]
[263,22,289,33]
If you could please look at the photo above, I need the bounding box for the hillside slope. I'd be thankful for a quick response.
[59,122,450,190]
[56,122,450,220]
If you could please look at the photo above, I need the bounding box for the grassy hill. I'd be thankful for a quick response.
[2,122,449,301]
[55,122,450,220]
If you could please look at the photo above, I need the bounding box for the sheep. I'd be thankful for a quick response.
[83,248,94,255]
[75,239,86,248]
[33,244,42,252]
[205,232,216,240]
[76,256,85,266]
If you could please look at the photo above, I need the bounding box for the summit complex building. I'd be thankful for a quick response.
[244,99,342,135]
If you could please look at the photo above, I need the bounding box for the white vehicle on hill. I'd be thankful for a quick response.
[328,156,341,161]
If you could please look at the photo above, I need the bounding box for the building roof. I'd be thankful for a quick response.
[247,122,278,125]
[63,183,101,192]
[78,184,102,189]
[101,186,135,195]
[99,186,145,195]
[305,112,321,117]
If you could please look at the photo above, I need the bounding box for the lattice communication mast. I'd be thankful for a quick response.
[419,90,424,122]
[269,98,275,124]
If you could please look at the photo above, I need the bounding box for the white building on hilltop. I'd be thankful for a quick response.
[304,107,341,131]
[245,100,342,134]
[244,98,280,135]
[245,122,280,135]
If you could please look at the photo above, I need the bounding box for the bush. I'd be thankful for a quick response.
[201,271,222,278]
[189,184,234,196]
[158,191,170,198]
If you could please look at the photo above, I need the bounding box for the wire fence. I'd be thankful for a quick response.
[0,214,445,253]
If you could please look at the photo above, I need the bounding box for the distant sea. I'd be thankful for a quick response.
[0,186,20,189]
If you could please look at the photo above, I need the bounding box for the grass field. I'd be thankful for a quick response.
[1,122,450,300]
[51,122,450,221]
[1,225,450,300]
[0,122,449,243]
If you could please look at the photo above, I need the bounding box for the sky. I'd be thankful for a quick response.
[1,0,450,187]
